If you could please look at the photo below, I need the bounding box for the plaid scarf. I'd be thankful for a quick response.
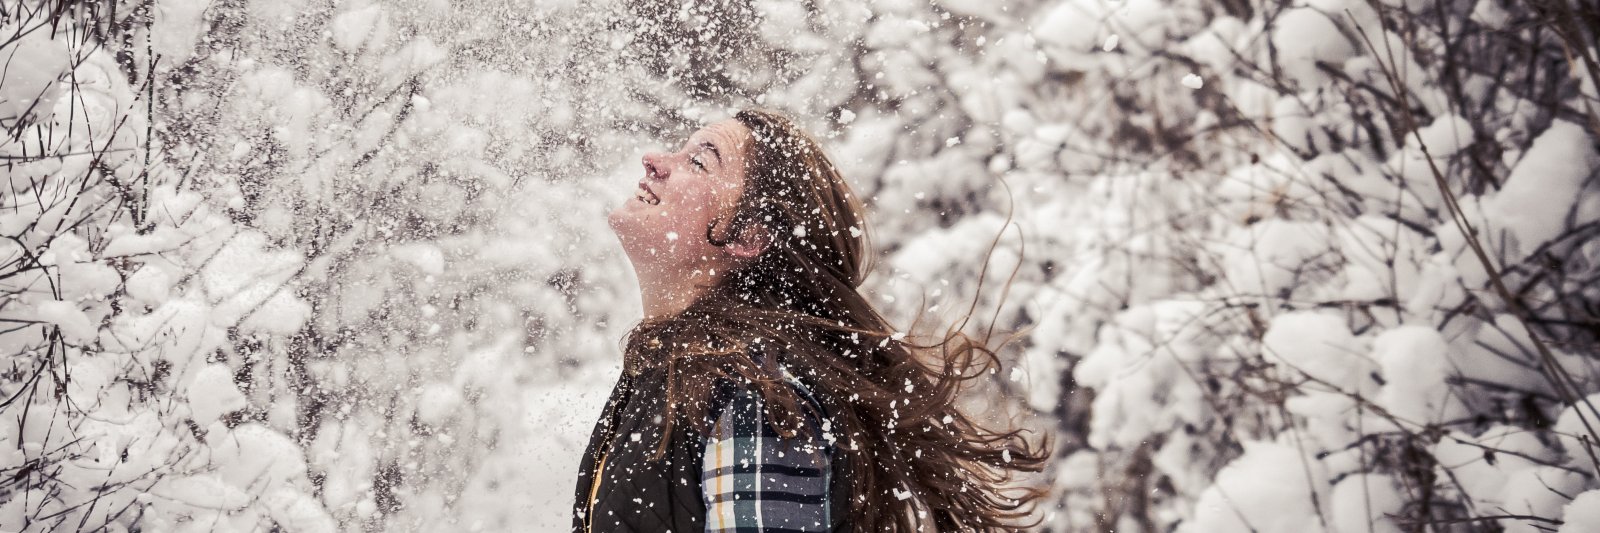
[701,366,833,532]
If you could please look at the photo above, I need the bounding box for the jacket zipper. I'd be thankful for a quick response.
[586,372,634,533]
[585,452,607,533]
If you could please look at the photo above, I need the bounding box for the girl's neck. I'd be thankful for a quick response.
[638,273,715,320]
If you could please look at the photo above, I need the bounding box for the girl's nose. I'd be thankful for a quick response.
[642,153,668,180]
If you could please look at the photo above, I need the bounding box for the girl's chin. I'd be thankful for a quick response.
[606,209,639,238]
[609,199,647,220]
[608,213,671,245]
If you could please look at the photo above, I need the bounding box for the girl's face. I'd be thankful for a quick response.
[608,119,755,278]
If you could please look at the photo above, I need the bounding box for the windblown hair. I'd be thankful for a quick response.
[622,108,1050,531]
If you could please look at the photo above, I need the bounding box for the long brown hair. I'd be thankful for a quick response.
[622,108,1050,531]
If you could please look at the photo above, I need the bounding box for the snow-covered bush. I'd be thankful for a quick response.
[1,4,328,531]
[1012,1,1600,531]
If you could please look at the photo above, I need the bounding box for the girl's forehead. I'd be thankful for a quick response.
[689,120,751,153]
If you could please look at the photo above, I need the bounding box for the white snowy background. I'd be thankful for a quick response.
[3,0,1599,531]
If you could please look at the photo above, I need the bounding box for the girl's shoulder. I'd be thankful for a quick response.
[704,345,831,442]
[776,364,827,419]
[725,343,827,410]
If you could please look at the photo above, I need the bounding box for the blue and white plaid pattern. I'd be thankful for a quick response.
[701,369,832,532]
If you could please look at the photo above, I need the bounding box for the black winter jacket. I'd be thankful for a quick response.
[570,367,704,532]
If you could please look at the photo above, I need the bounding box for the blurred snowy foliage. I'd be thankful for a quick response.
[3,0,1599,532]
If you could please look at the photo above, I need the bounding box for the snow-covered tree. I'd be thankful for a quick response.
[2,3,328,530]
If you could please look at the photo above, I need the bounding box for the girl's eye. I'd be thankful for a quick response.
[690,156,706,170]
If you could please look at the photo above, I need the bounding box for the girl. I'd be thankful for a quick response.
[572,109,1048,532]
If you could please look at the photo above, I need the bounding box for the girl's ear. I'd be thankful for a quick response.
[725,222,771,260]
